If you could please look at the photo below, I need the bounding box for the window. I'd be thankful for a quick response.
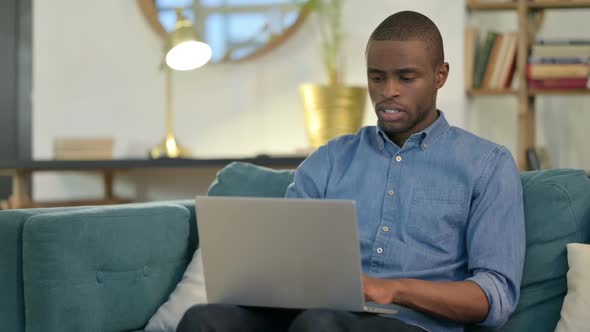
[155,0,306,62]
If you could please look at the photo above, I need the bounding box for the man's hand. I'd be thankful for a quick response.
[362,274,400,304]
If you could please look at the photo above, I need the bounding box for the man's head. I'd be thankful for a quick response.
[366,11,449,146]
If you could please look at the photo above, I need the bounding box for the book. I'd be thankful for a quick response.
[503,56,517,88]
[465,27,479,90]
[483,34,505,89]
[526,63,590,79]
[54,137,114,149]
[473,31,499,89]
[54,150,114,160]
[532,0,576,3]
[528,78,589,89]
[492,32,518,89]
[526,148,540,171]
[536,39,590,45]
[532,44,590,58]
[529,57,590,64]
[53,137,115,160]
[490,33,510,89]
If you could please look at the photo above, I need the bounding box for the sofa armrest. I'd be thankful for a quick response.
[21,203,192,332]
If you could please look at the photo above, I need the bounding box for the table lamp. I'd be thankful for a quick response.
[149,9,212,159]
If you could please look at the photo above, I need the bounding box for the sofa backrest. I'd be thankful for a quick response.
[485,169,590,332]
[0,206,92,332]
[208,161,295,197]
[207,163,590,332]
[0,202,195,332]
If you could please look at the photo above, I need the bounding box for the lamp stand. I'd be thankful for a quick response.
[149,66,191,159]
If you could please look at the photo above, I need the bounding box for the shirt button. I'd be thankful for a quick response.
[388,190,395,196]
[382,226,390,232]
[395,156,402,162]
[423,143,429,149]
[376,248,384,254]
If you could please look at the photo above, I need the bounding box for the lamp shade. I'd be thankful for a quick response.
[165,9,212,71]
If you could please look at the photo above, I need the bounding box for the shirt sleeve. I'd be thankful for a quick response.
[465,146,526,329]
[285,144,332,199]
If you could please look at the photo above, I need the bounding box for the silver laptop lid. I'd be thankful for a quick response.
[195,196,365,312]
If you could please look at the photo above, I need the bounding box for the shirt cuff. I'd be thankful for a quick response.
[467,272,513,329]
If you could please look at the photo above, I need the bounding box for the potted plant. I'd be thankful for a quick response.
[299,0,366,148]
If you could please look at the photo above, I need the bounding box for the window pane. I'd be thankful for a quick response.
[158,10,177,32]
[156,0,193,9]
[228,13,266,42]
[226,0,303,5]
[205,14,226,62]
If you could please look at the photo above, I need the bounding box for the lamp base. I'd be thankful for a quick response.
[149,134,191,159]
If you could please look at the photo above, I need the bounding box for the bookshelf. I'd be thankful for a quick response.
[468,2,517,10]
[467,89,517,96]
[529,89,590,96]
[466,0,590,170]
[528,1,590,9]
[467,0,590,10]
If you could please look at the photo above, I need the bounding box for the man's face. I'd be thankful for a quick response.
[366,40,448,145]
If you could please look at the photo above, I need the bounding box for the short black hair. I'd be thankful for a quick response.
[369,11,444,66]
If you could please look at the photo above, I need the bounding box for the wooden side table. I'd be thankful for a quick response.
[0,156,305,210]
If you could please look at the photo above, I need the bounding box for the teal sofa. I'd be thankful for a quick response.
[1,162,589,332]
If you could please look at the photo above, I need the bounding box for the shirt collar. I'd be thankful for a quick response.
[375,110,450,151]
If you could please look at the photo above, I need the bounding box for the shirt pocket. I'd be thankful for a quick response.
[407,187,467,250]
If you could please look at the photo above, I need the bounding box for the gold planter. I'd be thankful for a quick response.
[299,84,367,148]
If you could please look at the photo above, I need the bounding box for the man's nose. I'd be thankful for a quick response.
[383,79,400,99]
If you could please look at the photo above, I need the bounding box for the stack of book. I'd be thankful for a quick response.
[466,28,518,91]
[54,137,115,160]
[528,39,590,90]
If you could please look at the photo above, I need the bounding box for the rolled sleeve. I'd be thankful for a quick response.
[465,146,526,328]
[467,270,519,328]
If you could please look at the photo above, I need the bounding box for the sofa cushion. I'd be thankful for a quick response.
[208,161,295,198]
[470,169,590,332]
[0,206,94,332]
[555,243,590,332]
[144,249,207,332]
[167,199,198,255]
[21,203,191,332]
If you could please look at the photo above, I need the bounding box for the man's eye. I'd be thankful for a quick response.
[400,76,415,82]
[370,76,384,82]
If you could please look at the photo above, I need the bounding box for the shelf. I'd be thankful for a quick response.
[467,1,517,10]
[528,0,590,9]
[0,156,308,172]
[467,89,518,96]
[467,89,590,96]
[529,89,590,95]
[467,0,590,11]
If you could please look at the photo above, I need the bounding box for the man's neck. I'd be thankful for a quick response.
[388,110,439,148]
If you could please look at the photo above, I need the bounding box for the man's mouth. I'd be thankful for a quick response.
[378,108,405,122]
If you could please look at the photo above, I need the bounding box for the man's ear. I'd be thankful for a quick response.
[435,62,449,89]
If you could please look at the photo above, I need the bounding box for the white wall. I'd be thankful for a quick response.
[32,0,465,201]
[31,1,590,202]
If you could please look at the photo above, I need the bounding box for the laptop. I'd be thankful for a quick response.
[195,196,398,315]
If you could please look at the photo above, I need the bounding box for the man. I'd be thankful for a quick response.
[178,10,525,332]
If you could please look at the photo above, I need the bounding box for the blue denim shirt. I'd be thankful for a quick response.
[286,112,525,332]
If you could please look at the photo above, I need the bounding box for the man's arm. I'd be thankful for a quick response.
[285,144,332,199]
[365,146,525,328]
[363,276,489,323]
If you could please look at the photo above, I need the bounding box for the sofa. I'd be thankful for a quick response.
[1,162,589,332]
